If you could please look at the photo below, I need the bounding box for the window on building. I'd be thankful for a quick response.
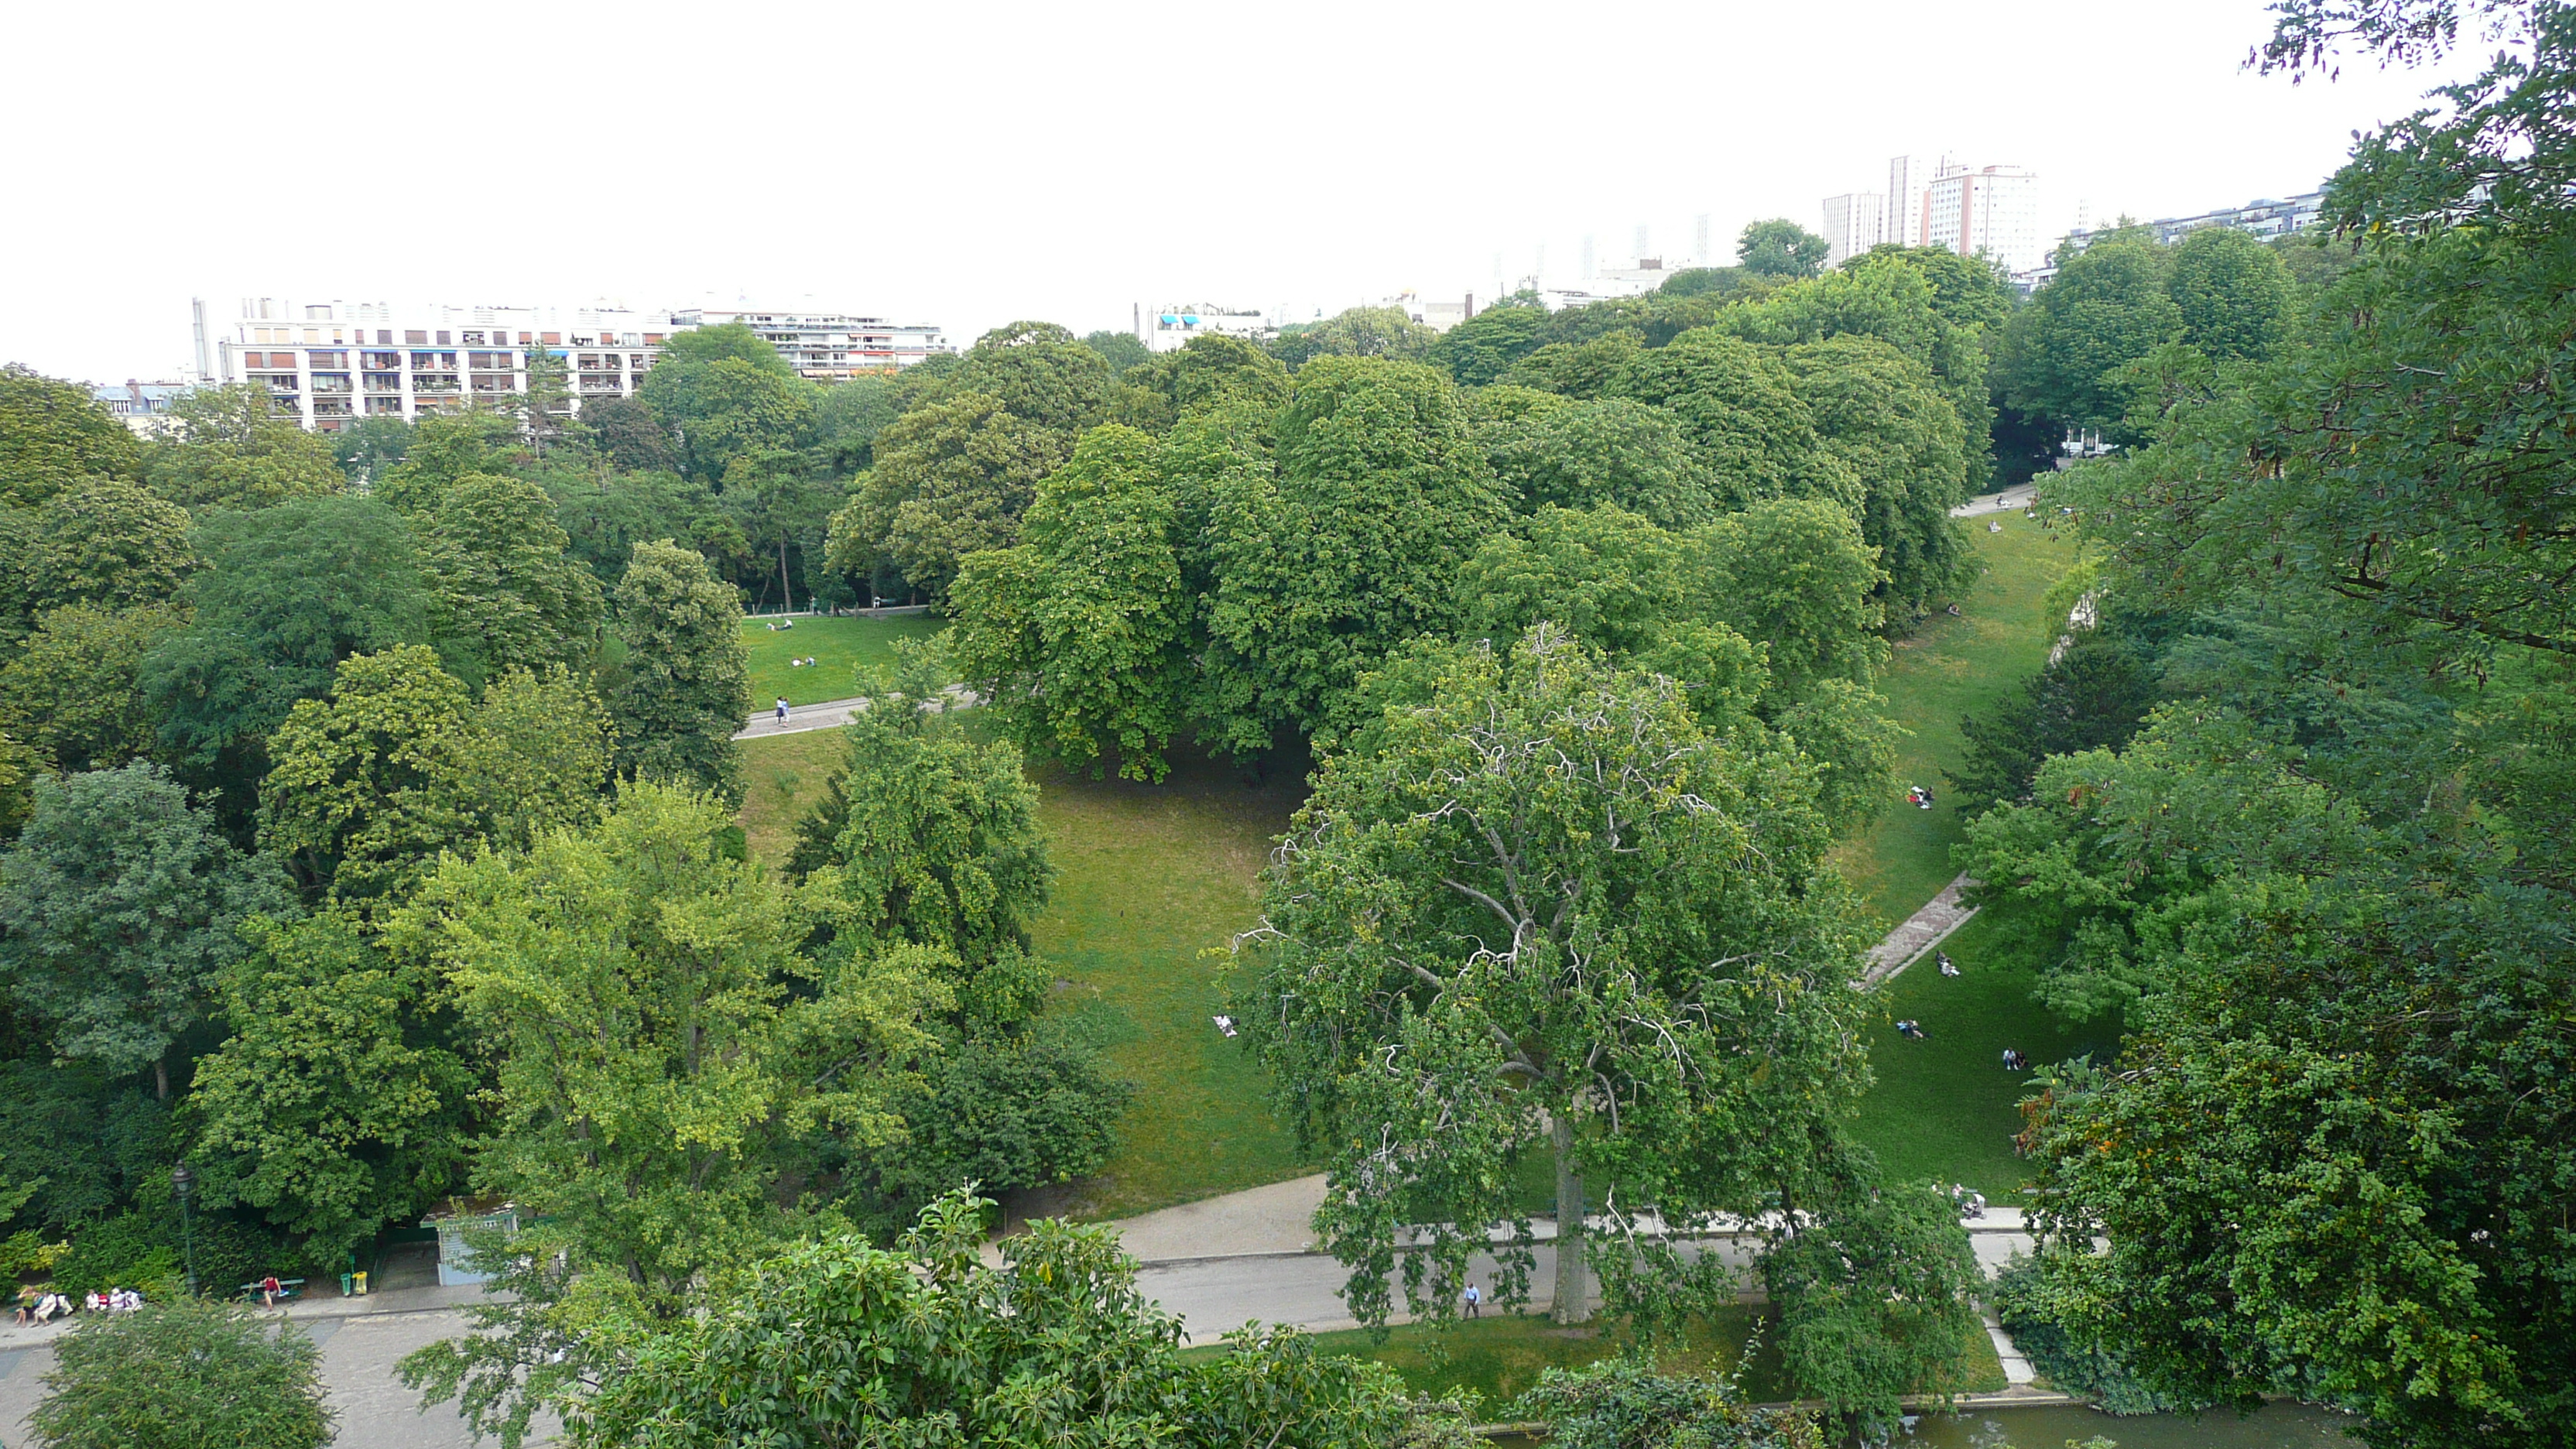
[306,304,331,320]
[462,331,485,344]
[435,331,451,345]
[643,333,663,344]
[310,351,346,368]
[517,332,533,344]
[405,331,426,344]
[540,332,560,345]
[379,330,393,344]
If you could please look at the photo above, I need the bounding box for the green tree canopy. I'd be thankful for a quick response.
[188,909,471,1265]
[1780,335,1977,614]
[1082,327,1153,375]
[0,601,183,772]
[29,1297,334,1449]
[329,413,413,484]
[608,539,748,800]
[259,647,611,909]
[638,327,818,481]
[1231,629,1874,1331]
[1609,331,1843,509]
[0,478,196,648]
[392,781,944,1444]
[948,423,1191,779]
[2000,239,2182,437]
[1738,218,1831,278]
[0,365,141,509]
[1501,330,1647,400]
[570,1191,1463,1449]
[1427,300,1550,386]
[1272,306,1438,365]
[1198,356,1509,751]
[952,320,1115,436]
[139,495,431,766]
[371,410,520,516]
[2166,226,2295,361]
[834,390,1074,600]
[417,471,605,683]
[1110,334,1292,432]
[809,375,901,472]
[1485,397,1721,528]
[0,764,289,1098]
[141,385,343,511]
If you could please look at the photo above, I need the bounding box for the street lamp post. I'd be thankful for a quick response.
[170,1164,199,1298]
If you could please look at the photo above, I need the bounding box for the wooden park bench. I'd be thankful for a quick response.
[237,1277,306,1304]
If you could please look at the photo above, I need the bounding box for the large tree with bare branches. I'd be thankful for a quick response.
[1231,625,1875,1329]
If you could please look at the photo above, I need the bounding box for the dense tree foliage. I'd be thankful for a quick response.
[140,495,432,769]
[1200,356,1510,751]
[0,365,140,508]
[29,1297,334,1449]
[1961,5,2576,1444]
[606,538,748,801]
[949,424,1190,778]
[1737,218,1831,278]
[570,1191,1470,1449]
[1232,629,1896,1339]
[0,766,288,1098]
[142,385,344,512]
[188,910,471,1264]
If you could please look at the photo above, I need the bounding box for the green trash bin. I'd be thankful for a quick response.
[340,1273,355,1297]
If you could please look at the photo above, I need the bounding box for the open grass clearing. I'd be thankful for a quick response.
[1845,905,2122,1201]
[1181,1308,2004,1413]
[739,612,944,708]
[736,728,1314,1221]
[1832,517,2076,930]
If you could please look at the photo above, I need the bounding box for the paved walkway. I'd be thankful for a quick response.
[732,686,978,742]
[1860,871,1981,987]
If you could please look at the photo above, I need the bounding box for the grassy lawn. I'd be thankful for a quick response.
[1184,1309,2004,1415]
[735,728,844,866]
[1845,902,2124,1201]
[1024,745,1314,1219]
[736,728,1314,1220]
[1832,517,2076,930]
[740,612,945,708]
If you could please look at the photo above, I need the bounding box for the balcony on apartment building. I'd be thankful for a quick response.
[470,377,520,396]
[413,378,463,395]
[313,399,355,418]
[365,373,404,393]
[409,352,460,370]
[363,351,402,369]
[366,398,405,415]
[310,375,355,395]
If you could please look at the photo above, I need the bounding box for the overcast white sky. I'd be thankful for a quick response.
[4,0,2475,382]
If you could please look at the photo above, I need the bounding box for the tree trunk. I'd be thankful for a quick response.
[1552,1114,1589,1324]
[779,540,793,616]
[154,1057,168,1101]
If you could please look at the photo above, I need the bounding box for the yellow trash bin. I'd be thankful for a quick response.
[352,1271,368,1295]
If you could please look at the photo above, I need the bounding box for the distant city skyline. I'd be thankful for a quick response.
[1,0,2482,384]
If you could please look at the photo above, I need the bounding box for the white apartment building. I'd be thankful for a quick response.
[90,381,194,436]
[670,307,950,380]
[1137,303,1273,352]
[1924,163,2044,273]
[1822,154,2044,273]
[1885,154,1936,247]
[1821,193,1886,267]
[207,296,949,433]
[212,297,681,433]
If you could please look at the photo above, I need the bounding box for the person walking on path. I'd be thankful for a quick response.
[774,697,790,723]
[1463,1283,1481,1318]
